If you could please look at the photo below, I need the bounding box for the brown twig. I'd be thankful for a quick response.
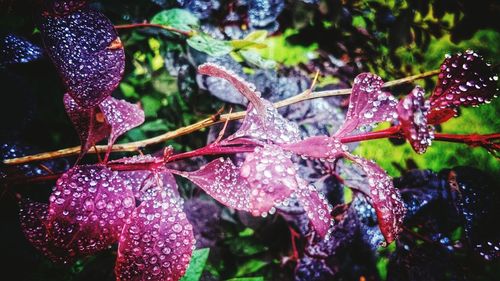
[1,69,442,166]
[114,22,193,37]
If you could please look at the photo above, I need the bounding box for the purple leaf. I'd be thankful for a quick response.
[198,62,265,112]
[0,34,44,66]
[428,50,499,124]
[116,158,178,200]
[336,73,398,136]
[198,62,301,144]
[119,170,154,200]
[396,86,435,154]
[281,136,346,159]
[41,0,89,16]
[40,7,125,108]
[47,165,135,255]
[63,93,111,157]
[115,173,195,281]
[349,155,406,244]
[99,96,145,147]
[229,99,302,144]
[64,95,144,159]
[183,157,251,212]
[240,145,296,216]
[19,199,75,264]
[293,177,333,238]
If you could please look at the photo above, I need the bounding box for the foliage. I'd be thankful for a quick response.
[0,1,499,281]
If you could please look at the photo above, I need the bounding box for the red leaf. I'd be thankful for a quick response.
[198,63,301,144]
[63,93,111,157]
[63,95,144,159]
[428,50,498,124]
[396,86,434,154]
[281,136,346,159]
[293,177,334,238]
[115,173,195,281]
[99,96,145,147]
[336,73,398,136]
[349,156,406,244]
[240,145,296,216]
[183,157,251,212]
[230,99,302,144]
[47,165,135,255]
[198,62,265,112]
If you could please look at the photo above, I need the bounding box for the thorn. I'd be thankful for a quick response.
[305,70,321,96]
[215,107,233,143]
[38,163,54,174]
[94,145,103,163]
[107,37,123,50]
[210,105,225,122]
[163,146,174,161]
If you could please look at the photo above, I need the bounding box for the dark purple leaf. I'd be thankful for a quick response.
[40,8,125,108]
[349,155,406,244]
[395,169,448,220]
[248,0,285,28]
[0,34,44,66]
[336,73,398,136]
[41,0,89,16]
[396,86,434,154]
[182,157,251,212]
[47,165,135,255]
[63,93,111,156]
[115,174,195,281]
[184,198,223,248]
[448,167,500,260]
[19,199,75,264]
[1,141,69,178]
[428,50,499,124]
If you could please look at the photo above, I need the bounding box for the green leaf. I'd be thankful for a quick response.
[187,34,233,57]
[226,276,264,281]
[231,30,268,50]
[119,82,139,98]
[235,259,268,277]
[180,248,210,281]
[151,8,199,32]
[140,95,162,117]
[239,50,276,69]
[140,120,169,132]
[225,237,267,256]
[238,228,255,237]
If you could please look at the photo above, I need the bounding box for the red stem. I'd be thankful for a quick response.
[3,129,499,186]
[434,132,500,145]
[115,23,192,37]
[339,126,402,143]
[166,144,256,163]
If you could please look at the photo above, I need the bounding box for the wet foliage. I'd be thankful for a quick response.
[0,1,499,281]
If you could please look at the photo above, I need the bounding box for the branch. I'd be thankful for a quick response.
[115,22,193,37]
[2,69,440,166]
